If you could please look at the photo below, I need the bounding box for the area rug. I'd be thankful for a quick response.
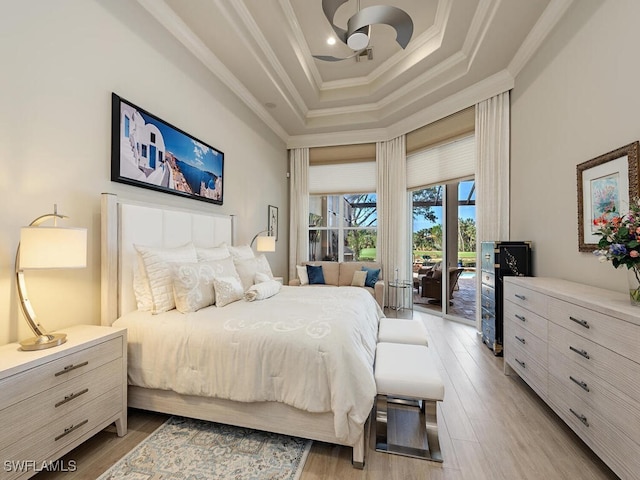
[98,416,312,480]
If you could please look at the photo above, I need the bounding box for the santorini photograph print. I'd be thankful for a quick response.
[111,93,224,205]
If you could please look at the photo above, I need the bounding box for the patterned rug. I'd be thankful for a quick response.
[98,416,312,480]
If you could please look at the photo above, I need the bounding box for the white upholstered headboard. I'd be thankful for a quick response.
[101,193,233,325]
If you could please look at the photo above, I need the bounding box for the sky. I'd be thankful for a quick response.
[412,180,476,233]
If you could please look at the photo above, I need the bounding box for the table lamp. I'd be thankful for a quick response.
[250,230,276,252]
[15,205,87,351]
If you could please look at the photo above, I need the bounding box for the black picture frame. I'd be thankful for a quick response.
[268,205,278,241]
[111,93,224,205]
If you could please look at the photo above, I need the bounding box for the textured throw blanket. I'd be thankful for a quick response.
[243,279,281,301]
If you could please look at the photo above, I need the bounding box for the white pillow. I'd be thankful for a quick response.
[255,254,274,278]
[351,270,367,287]
[213,276,244,307]
[134,243,198,314]
[228,244,255,260]
[296,265,309,286]
[172,260,218,313]
[206,256,242,303]
[196,245,230,262]
[244,279,281,302]
[133,256,153,311]
[234,254,275,291]
[255,272,271,284]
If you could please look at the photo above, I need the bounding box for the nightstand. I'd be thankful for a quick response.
[0,325,127,479]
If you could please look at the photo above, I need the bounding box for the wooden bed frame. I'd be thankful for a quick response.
[100,193,366,467]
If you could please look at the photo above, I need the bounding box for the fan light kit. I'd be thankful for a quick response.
[313,0,413,62]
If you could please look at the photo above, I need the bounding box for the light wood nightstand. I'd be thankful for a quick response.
[0,325,127,479]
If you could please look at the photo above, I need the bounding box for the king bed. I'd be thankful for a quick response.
[100,193,382,467]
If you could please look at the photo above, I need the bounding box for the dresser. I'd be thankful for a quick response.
[0,325,127,479]
[504,277,640,480]
[480,241,532,354]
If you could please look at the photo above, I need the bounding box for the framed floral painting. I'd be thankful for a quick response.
[577,141,639,251]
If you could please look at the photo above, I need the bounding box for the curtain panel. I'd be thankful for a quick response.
[289,148,309,280]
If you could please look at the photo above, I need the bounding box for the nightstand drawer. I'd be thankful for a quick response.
[0,336,122,409]
[0,387,122,480]
[504,299,548,339]
[0,358,122,453]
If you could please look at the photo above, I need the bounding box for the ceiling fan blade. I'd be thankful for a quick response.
[348,5,413,49]
[313,49,366,62]
[321,0,349,44]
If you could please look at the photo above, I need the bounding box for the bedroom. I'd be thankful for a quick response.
[0,0,637,478]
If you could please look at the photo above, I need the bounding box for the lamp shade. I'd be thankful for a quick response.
[20,226,87,269]
[256,235,276,253]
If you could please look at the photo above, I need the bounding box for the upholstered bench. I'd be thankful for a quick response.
[377,317,428,346]
[374,342,445,462]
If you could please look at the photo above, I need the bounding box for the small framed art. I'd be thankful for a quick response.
[268,205,278,240]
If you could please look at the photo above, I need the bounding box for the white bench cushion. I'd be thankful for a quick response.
[375,342,444,401]
[378,318,428,346]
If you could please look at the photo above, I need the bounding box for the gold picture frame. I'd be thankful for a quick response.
[577,141,640,251]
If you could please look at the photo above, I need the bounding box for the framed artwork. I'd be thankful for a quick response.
[577,141,639,251]
[111,93,224,205]
[268,205,278,241]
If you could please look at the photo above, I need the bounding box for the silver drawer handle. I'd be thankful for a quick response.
[569,376,590,392]
[55,388,89,408]
[569,408,589,427]
[54,419,89,441]
[515,314,526,322]
[515,358,526,368]
[515,335,526,345]
[55,361,89,377]
[514,294,526,300]
[569,316,590,329]
[569,346,590,359]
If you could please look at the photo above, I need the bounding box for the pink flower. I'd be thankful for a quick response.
[631,250,639,258]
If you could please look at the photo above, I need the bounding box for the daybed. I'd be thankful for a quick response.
[289,260,385,308]
[100,194,382,468]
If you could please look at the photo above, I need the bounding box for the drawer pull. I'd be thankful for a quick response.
[54,419,89,441]
[515,335,526,345]
[515,314,526,322]
[515,358,526,368]
[569,346,590,359]
[55,361,89,377]
[569,376,590,392]
[514,294,526,300]
[569,408,589,427]
[569,316,590,329]
[55,388,89,408]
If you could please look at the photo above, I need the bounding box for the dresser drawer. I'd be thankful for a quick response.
[505,340,547,398]
[480,271,495,289]
[0,337,122,409]
[548,297,640,364]
[504,318,547,368]
[548,322,640,400]
[0,386,122,479]
[548,375,640,480]
[549,346,640,447]
[0,358,122,453]
[503,281,548,317]
[504,299,548,339]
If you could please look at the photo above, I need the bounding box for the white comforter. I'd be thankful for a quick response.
[114,285,382,444]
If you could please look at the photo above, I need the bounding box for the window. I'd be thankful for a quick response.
[309,194,377,262]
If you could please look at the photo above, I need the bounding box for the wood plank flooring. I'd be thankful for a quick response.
[35,311,619,479]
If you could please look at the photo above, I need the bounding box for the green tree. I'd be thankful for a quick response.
[458,217,476,252]
[412,187,441,224]
[344,194,376,260]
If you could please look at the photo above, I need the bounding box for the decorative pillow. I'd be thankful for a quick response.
[212,276,244,307]
[228,244,255,260]
[351,270,367,287]
[172,261,218,313]
[196,245,230,262]
[244,279,281,302]
[134,243,198,313]
[133,256,153,311]
[307,264,325,285]
[361,266,381,288]
[234,257,259,291]
[296,265,309,285]
[255,272,272,284]
[255,254,274,278]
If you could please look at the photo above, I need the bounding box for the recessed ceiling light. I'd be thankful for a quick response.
[327,37,336,46]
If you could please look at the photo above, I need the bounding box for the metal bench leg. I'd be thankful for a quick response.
[423,399,443,463]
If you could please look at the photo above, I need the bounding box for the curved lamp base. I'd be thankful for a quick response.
[20,333,67,351]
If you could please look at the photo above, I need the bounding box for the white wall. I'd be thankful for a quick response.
[0,0,288,346]
[511,0,640,293]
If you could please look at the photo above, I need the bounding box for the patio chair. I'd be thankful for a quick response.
[421,267,464,304]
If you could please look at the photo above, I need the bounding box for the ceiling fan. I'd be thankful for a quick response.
[313,0,414,62]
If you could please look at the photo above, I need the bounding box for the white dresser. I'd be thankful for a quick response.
[0,325,127,479]
[504,277,640,480]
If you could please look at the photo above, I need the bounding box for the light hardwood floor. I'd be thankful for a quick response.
[36,311,619,480]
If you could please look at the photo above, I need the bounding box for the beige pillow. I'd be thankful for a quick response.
[196,245,230,262]
[172,261,218,313]
[296,265,309,285]
[133,256,153,311]
[213,276,244,307]
[228,244,255,260]
[351,270,367,287]
[234,255,274,291]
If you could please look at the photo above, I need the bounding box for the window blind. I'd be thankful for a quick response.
[309,143,376,194]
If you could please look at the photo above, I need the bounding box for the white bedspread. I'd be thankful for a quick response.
[114,285,382,444]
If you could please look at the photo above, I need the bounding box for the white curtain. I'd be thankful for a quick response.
[377,135,407,306]
[289,148,309,280]
[475,91,510,329]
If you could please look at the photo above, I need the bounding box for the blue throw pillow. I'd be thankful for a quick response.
[361,266,380,288]
[306,264,325,285]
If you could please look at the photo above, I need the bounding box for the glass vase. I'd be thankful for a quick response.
[627,265,640,306]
